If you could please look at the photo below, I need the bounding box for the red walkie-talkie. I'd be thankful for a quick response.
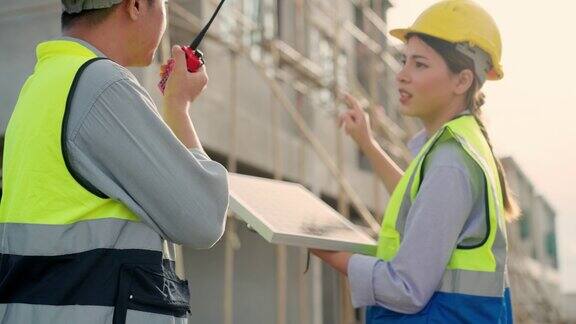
[158,0,227,93]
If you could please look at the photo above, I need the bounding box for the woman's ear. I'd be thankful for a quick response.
[125,0,141,20]
[454,69,474,95]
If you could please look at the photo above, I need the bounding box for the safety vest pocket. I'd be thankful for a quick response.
[112,263,191,324]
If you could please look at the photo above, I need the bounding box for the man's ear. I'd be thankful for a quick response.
[454,69,474,95]
[125,0,141,21]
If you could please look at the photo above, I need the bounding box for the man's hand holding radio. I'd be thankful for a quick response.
[162,45,209,113]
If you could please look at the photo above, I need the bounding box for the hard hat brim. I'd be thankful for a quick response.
[389,28,410,43]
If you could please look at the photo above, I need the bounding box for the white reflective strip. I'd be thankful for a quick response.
[452,132,509,270]
[437,269,505,297]
[127,308,188,324]
[0,304,114,324]
[1,218,163,256]
[0,304,187,324]
[453,133,503,219]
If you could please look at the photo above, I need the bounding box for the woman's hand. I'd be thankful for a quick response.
[338,93,374,150]
[310,249,352,275]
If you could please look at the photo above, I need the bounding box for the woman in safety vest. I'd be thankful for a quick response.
[311,0,520,322]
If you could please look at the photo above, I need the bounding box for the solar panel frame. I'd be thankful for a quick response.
[228,173,378,255]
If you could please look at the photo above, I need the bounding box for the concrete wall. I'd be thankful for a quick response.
[0,0,402,213]
[501,157,563,320]
[0,1,399,323]
[563,293,576,323]
[0,1,62,134]
[502,157,559,269]
[182,221,352,324]
[172,1,395,322]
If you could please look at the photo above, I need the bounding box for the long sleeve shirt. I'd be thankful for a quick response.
[347,118,488,314]
[63,37,229,248]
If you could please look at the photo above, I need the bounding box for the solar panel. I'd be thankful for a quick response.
[228,173,377,254]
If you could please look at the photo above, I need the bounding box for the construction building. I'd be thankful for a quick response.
[501,157,567,324]
[564,294,576,322]
[0,0,570,323]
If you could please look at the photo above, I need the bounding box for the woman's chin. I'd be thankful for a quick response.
[399,104,418,117]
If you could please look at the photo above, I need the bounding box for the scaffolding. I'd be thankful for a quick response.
[156,0,567,323]
[161,1,413,323]
[0,0,564,323]
[0,0,562,324]
[508,238,563,323]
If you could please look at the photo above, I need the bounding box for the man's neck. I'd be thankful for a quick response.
[63,26,132,66]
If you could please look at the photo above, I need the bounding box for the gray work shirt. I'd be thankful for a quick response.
[347,113,488,314]
[62,37,229,248]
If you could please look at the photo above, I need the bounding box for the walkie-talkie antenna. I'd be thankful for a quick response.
[158,0,227,94]
[190,0,226,49]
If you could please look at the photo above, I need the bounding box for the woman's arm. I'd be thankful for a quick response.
[310,250,352,275]
[359,138,404,195]
[314,140,483,313]
[339,94,403,194]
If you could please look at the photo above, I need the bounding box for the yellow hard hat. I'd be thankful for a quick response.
[390,0,503,80]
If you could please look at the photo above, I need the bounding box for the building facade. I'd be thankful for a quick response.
[0,1,406,323]
[502,157,564,323]
[1,1,569,324]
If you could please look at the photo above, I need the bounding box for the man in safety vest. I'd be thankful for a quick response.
[0,1,229,323]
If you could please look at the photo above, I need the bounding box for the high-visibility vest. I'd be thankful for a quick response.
[368,115,513,323]
[0,40,189,324]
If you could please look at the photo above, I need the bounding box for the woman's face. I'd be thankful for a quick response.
[395,36,458,119]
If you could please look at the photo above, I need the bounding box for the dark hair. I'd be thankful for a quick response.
[61,0,155,30]
[409,32,520,222]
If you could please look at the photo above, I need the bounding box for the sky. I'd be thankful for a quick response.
[386,0,576,293]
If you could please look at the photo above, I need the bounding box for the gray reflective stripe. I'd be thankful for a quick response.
[437,269,505,297]
[453,133,504,221]
[447,132,509,275]
[492,223,507,272]
[0,304,187,324]
[504,266,511,289]
[0,304,114,324]
[397,125,509,299]
[127,308,188,324]
[0,218,162,256]
[459,136,508,271]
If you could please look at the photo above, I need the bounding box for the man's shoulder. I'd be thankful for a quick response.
[71,58,151,112]
[80,59,138,90]
[66,59,151,140]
